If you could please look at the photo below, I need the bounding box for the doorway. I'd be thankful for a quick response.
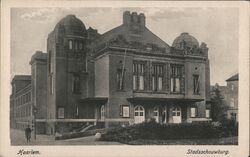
[172,107,181,123]
[134,105,145,124]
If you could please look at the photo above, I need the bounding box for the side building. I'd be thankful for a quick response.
[210,73,238,122]
[225,74,238,121]
[10,51,47,134]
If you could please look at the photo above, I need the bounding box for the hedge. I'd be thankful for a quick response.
[100,120,237,143]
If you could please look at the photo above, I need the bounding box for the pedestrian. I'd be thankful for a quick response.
[25,125,32,143]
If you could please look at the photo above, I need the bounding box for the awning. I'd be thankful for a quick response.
[79,97,108,104]
[127,97,204,103]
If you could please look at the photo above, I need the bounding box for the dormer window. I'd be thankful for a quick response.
[69,40,73,50]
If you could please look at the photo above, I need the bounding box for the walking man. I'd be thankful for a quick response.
[25,125,32,143]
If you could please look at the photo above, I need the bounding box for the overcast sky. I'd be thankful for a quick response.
[11,7,239,86]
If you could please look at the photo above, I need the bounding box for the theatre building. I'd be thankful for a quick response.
[11,11,211,135]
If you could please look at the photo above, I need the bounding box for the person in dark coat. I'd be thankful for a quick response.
[25,125,32,143]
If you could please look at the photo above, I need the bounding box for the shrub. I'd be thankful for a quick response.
[100,121,225,143]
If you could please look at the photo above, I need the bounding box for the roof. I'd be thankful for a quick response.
[30,51,47,64]
[53,14,87,37]
[12,75,31,82]
[172,32,199,49]
[90,11,171,52]
[226,73,239,82]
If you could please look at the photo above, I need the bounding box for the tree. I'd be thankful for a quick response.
[210,85,229,123]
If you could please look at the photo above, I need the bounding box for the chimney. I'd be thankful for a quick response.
[123,11,131,25]
[123,11,146,28]
[139,13,145,27]
[131,12,138,23]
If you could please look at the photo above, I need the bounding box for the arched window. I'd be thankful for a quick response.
[101,105,105,120]
[172,107,181,116]
[69,40,73,50]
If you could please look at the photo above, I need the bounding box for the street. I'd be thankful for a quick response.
[10,129,123,145]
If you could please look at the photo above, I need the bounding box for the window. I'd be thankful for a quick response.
[190,107,197,118]
[58,107,65,119]
[172,107,181,116]
[231,84,234,91]
[153,106,159,116]
[193,75,200,94]
[153,106,159,122]
[75,41,78,50]
[117,68,125,90]
[231,113,237,120]
[76,106,79,116]
[101,105,105,120]
[206,109,210,118]
[79,42,83,50]
[48,51,53,73]
[230,98,234,107]
[134,106,144,116]
[133,62,145,91]
[152,64,163,91]
[72,74,80,93]
[50,75,54,94]
[69,40,73,50]
[171,65,183,93]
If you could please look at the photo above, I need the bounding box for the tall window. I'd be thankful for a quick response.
[171,65,183,93]
[72,74,80,93]
[69,40,73,50]
[193,75,200,94]
[79,42,83,50]
[133,62,145,91]
[205,109,210,118]
[230,98,234,107]
[75,41,78,50]
[58,107,65,119]
[101,105,105,120]
[48,51,53,73]
[117,68,125,90]
[50,75,54,94]
[152,64,163,91]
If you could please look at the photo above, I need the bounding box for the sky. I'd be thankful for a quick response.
[11,7,239,86]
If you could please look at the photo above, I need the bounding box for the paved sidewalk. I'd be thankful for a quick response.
[10,129,123,145]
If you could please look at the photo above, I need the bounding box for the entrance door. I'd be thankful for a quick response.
[153,106,159,123]
[161,106,167,124]
[172,107,181,123]
[134,105,145,124]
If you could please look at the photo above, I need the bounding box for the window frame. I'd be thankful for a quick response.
[193,74,200,94]
[72,74,81,94]
[69,40,73,50]
[205,109,210,118]
[58,107,65,119]
[117,68,125,91]
[170,64,183,93]
[133,61,146,91]
[151,63,164,92]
